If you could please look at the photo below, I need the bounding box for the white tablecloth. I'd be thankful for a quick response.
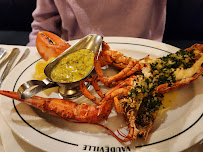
[0,114,44,152]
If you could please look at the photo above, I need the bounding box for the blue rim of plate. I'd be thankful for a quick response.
[11,42,203,149]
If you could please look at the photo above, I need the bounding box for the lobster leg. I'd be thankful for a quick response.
[91,75,104,98]
[98,41,132,69]
[104,59,141,83]
[95,55,141,86]
[79,79,101,105]
[0,90,114,124]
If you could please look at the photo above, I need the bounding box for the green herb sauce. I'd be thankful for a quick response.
[51,49,94,83]
[126,49,196,127]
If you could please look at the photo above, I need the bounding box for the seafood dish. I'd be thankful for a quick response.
[0,31,202,143]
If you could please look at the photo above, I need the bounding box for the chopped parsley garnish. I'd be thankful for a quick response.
[126,49,197,127]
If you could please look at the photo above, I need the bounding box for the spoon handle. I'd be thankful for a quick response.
[0,48,20,87]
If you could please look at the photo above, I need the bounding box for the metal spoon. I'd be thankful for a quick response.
[0,48,20,87]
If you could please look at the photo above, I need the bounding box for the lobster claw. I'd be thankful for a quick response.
[36,31,71,61]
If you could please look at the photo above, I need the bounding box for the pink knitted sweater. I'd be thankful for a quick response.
[27,0,167,46]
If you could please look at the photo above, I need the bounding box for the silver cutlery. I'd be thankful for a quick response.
[0,48,20,87]
[0,48,6,60]
[14,48,30,68]
[0,49,15,69]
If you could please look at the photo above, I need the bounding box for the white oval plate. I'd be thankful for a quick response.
[0,37,202,152]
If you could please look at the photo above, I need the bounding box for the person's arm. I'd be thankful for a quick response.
[27,0,62,46]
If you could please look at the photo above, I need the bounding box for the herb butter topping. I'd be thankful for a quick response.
[125,49,200,127]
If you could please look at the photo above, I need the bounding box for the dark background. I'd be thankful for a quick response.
[0,0,35,45]
[163,0,203,48]
[0,0,202,48]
